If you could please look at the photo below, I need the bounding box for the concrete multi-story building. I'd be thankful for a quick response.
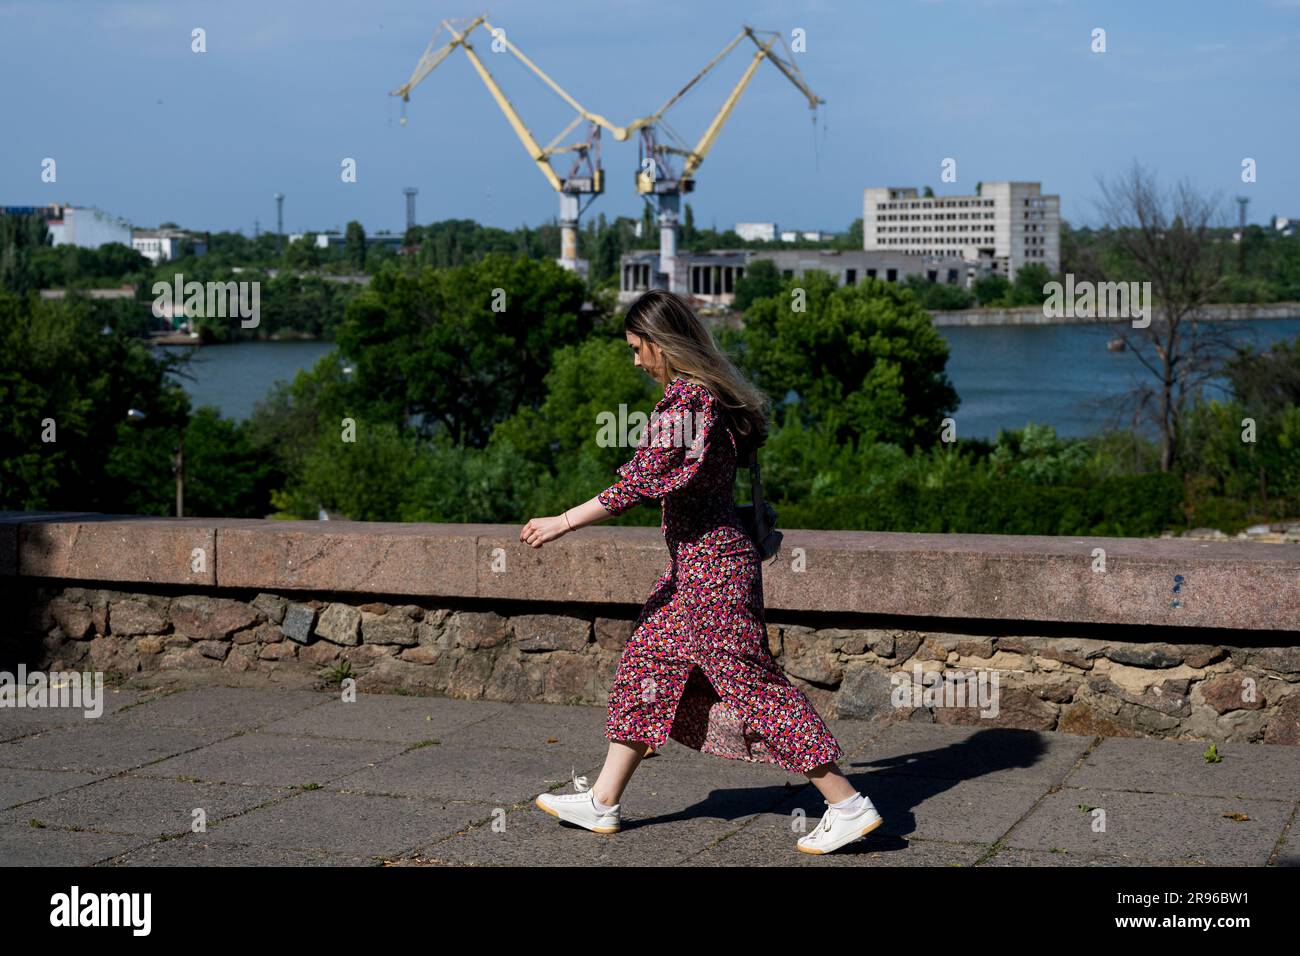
[862,181,1059,281]
[734,223,833,243]
[132,228,208,264]
[734,222,777,242]
[619,248,970,307]
[1,202,132,249]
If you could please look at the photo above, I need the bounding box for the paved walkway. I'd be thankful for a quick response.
[2,680,1297,866]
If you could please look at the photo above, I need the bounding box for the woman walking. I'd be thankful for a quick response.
[519,289,882,855]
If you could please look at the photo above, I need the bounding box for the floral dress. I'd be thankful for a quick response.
[596,376,845,775]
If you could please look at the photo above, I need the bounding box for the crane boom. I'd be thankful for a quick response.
[392,15,607,274]
[621,24,824,296]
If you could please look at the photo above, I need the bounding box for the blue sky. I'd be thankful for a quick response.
[1,0,1296,237]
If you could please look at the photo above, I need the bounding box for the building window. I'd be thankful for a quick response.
[845,269,857,285]
[886,268,897,282]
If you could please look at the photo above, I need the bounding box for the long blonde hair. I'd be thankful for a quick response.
[623,289,771,460]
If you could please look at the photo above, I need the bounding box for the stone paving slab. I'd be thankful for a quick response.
[332,740,601,806]
[981,846,1238,867]
[193,789,495,857]
[447,708,610,763]
[1001,787,1292,866]
[132,732,412,789]
[682,816,982,867]
[107,686,328,732]
[255,694,504,743]
[0,683,1295,867]
[1065,736,1300,800]
[0,775,288,836]
[109,835,382,867]
[0,723,229,774]
[0,823,147,866]
[0,768,106,808]
[416,802,738,867]
[0,687,146,740]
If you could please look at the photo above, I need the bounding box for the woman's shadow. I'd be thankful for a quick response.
[649,726,1049,856]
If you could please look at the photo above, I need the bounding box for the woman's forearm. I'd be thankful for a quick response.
[564,495,618,532]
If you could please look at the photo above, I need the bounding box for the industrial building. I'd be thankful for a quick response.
[619,248,971,307]
[288,230,406,254]
[132,228,208,264]
[1,202,132,249]
[862,181,1060,281]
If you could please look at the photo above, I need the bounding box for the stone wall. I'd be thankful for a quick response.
[10,584,1299,746]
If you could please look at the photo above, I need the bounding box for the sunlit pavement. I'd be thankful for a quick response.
[2,682,1297,867]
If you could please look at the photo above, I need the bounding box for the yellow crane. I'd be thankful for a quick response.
[392,19,822,292]
[613,26,824,294]
[391,15,619,275]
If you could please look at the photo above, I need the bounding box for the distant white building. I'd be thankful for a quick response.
[0,203,132,249]
[863,181,1060,281]
[735,222,777,242]
[618,247,971,307]
[132,228,207,264]
[775,229,827,243]
[288,230,404,253]
[1272,216,1298,237]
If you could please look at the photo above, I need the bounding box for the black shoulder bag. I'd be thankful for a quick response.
[736,449,783,560]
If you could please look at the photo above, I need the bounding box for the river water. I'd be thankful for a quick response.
[162,317,1300,439]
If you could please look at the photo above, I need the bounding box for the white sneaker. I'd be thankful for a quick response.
[796,797,884,855]
[535,769,621,834]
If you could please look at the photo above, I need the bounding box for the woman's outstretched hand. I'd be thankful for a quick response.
[520,514,570,549]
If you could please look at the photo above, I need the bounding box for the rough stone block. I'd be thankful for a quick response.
[315,603,361,646]
[281,604,316,644]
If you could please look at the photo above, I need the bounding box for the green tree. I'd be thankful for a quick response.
[732,258,784,311]
[903,274,975,310]
[1224,337,1300,421]
[0,214,52,293]
[973,273,1011,305]
[333,254,592,446]
[727,271,960,450]
[593,213,622,284]
[640,205,655,248]
[1005,263,1052,306]
[344,221,366,272]
[0,290,189,512]
[179,407,274,517]
[283,233,324,271]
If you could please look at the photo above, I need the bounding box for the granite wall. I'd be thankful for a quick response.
[10,584,1299,745]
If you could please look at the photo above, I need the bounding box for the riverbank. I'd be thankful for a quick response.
[149,330,329,346]
[930,301,1300,327]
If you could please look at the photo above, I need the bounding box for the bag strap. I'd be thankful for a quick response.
[748,449,769,539]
